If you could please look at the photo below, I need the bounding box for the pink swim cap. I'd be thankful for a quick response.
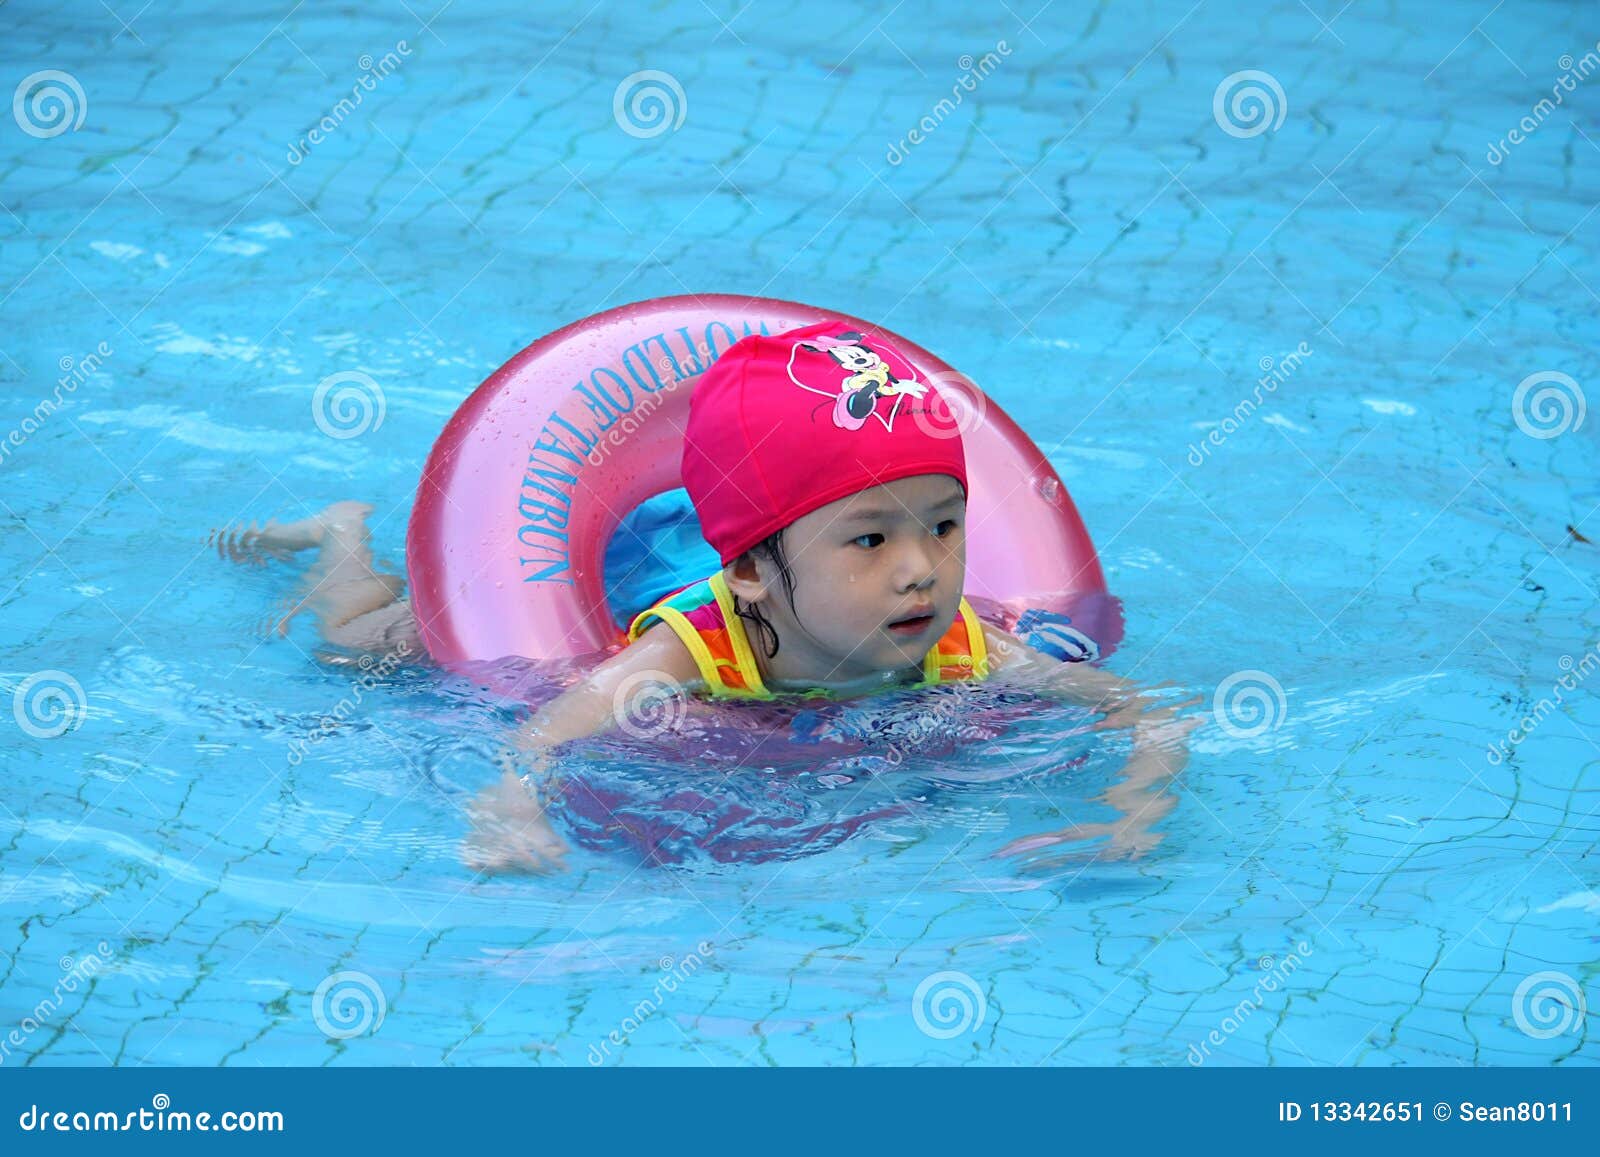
[682,320,968,565]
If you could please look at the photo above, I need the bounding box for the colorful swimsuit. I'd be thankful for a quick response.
[625,571,989,700]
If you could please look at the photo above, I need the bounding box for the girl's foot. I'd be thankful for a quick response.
[210,501,373,565]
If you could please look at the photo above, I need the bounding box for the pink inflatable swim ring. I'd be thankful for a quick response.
[405,295,1123,675]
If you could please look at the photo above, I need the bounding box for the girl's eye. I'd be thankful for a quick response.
[851,532,884,549]
[934,519,959,537]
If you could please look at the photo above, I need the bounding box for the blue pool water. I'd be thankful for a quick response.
[3,0,1598,1066]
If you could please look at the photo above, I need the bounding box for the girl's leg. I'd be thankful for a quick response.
[213,502,412,648]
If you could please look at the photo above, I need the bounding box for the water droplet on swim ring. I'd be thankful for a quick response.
[1037,476,1061,504]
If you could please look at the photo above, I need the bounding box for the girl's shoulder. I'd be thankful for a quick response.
[609,616,707,690]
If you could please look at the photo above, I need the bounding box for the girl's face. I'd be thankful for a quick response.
[725,473,968,688]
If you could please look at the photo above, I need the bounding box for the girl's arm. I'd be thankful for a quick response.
[982,620,1202,861]
[509,623,702,755]
[982,621,1189,722]
[461,624,703,874]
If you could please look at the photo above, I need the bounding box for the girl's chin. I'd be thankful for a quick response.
[801,657,919,691]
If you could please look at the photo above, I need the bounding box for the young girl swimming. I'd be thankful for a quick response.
[216,321,1198,873]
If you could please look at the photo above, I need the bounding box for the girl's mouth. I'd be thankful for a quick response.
[886,613,935,636]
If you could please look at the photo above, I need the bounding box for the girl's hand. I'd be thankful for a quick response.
[995,711,1202,865]
[460,760,569,876]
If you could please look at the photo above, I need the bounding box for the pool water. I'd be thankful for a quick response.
[3,0,1598,1066]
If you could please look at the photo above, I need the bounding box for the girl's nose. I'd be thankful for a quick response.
[895,542,937,592]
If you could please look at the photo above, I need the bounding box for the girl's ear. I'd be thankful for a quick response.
[723,552,769,604]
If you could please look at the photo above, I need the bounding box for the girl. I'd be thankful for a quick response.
[216,322,1198,874]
